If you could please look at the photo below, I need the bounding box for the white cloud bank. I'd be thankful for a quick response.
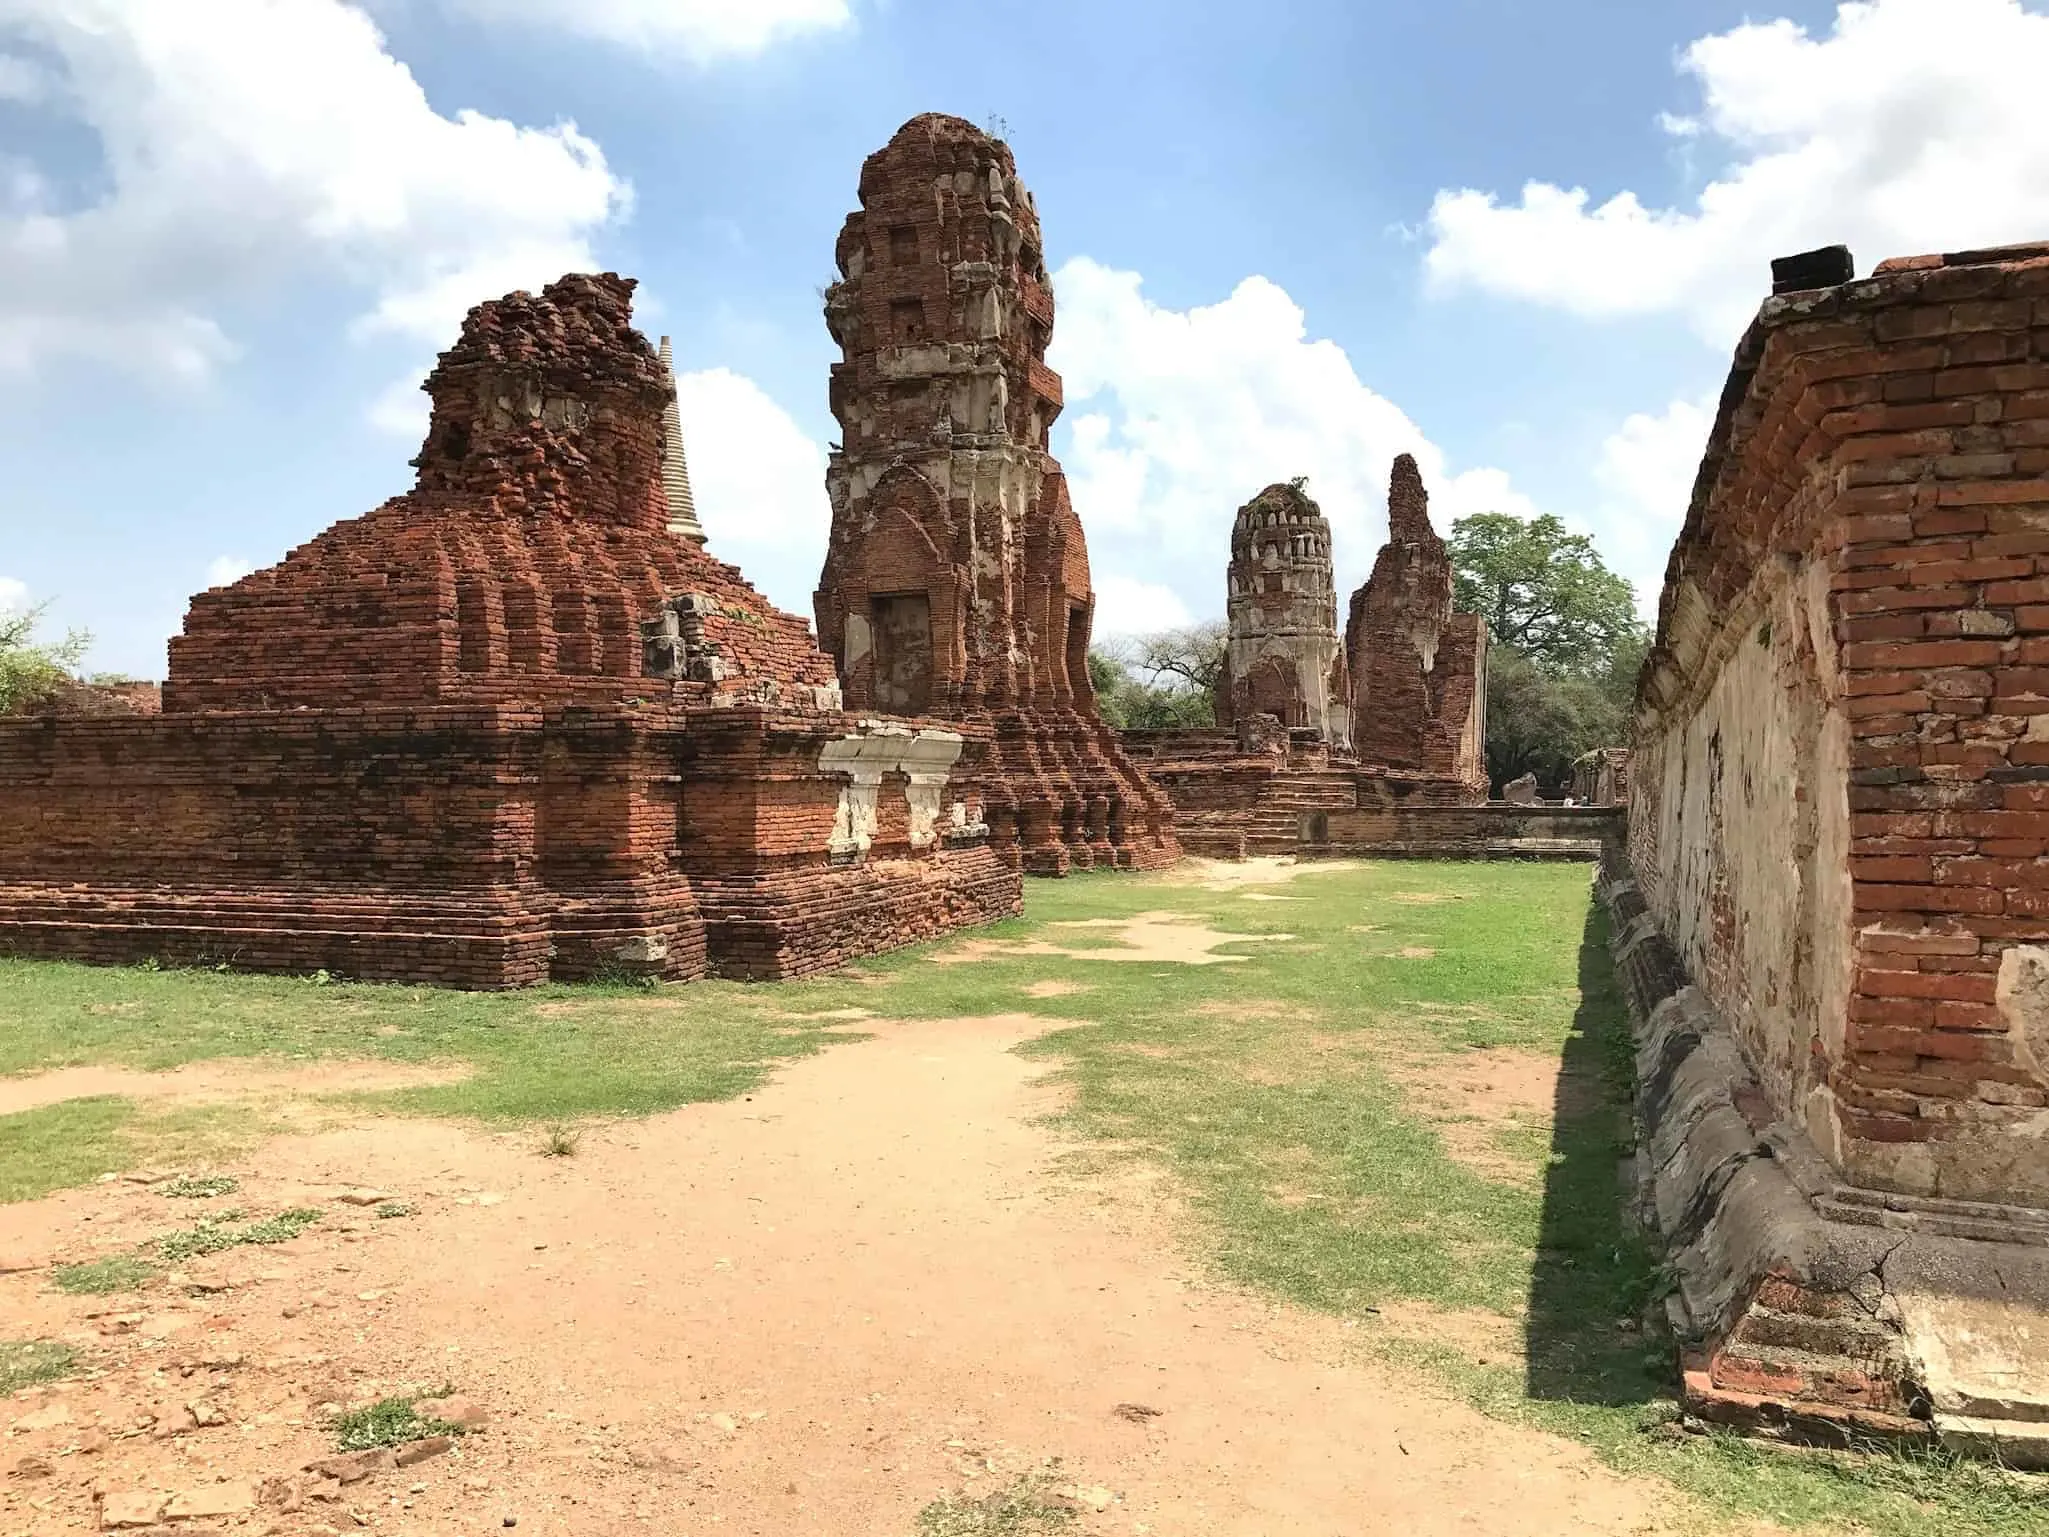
[1051,257,1537,629]
[443,0,852,62]
[0,0,627,384]
[675,366,830,607]
[1425,0,2049,346]
[0,576,27,615]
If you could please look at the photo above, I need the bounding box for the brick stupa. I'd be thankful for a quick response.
[1218,481,1350,747]
[812,114,1178,873]
[0,274,1019,985]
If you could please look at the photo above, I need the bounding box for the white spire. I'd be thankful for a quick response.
[657,335,706,544]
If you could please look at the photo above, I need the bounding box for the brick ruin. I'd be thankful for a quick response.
[1570,747,1631,807]
[0,273,1020,986]
[812,114,1179,876]
[1218,481,1350,746]
[1127,455,1517,860]
[1345,454,1488,800]
[1608,241,2049,1455]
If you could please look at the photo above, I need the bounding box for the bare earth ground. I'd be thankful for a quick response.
[0,1013,1680,1537]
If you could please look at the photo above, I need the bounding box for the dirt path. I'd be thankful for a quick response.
[0,1015,1681,1536]
[0,1059,469,1118]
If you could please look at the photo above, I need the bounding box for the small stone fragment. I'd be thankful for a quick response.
[164,1482,255,1519]
[304,1449,393,1486]
[393,1436,452,1467]
[185,1399,227,1428]
[98,1490,166,1529]
[8,1454,54,1480]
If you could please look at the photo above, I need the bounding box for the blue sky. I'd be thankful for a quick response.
[6,0,2049,677]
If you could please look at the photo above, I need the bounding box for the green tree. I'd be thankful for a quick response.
[1089,621,1225,730]
[0,602,90,716]
[1449,513,1642,674]
[1446,514,1648,793]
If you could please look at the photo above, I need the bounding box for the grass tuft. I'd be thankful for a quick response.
[332,1392,465,1451]
[51,1254,158,1294]
[374,1200,414,1220]
[0,1340,78,1395]
[916,1471,1079,1536]
[158,1207,321,1262]
[539,1123,582,1158]
[158,1173,239,1199]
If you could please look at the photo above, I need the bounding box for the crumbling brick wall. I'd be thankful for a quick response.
[1219,482,1350,746]
[813,114,1178,875]
[1633,240,2049,1208]
[1345,456,1488,802]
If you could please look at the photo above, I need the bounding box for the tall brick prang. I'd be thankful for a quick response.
[813,113,1178,874]
[1219,481,1350,747]
[1344,455,1488,802]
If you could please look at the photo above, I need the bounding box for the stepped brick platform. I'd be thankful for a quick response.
[0,274,1019,986]
[1119,731,1611,860]
[813,114,1178,876]
[1619,240,2049,1458]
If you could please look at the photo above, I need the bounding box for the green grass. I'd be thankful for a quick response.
[0,1340,78,1395]
[5,862,2046,1535]
[332,1393,465,1451]
[916,1471,1079,1536]
[0,961,864,1204]
[51,1254,159,1294]
[157,1207,322,1261]
[158,1174,239,1199]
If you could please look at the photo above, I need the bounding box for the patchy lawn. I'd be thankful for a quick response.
[2,860,2044,1536]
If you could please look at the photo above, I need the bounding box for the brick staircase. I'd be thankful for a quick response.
[1243,769,1360,853]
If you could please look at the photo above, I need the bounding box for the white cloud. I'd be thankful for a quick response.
[1050,256,1539,629]
[1425,0,2049,344]
[204,555,253,588]
[1092,576,1194,639]
[675,366,829,609]
[0,576,27,615]
[1593,395,1715,613]
[442,0,852,62]
[0,0,628,383]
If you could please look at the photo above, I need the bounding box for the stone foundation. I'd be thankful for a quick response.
[0,705,1016,987]
[1601,856,2049,1461]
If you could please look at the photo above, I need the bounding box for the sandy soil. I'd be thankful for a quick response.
[0,1018,1682,1537]
[0,1061,470,1119]
[1386,1047,1602,1184]
[938,912,1284,968]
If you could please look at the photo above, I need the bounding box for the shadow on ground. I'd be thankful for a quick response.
[1523,896,1671,1412]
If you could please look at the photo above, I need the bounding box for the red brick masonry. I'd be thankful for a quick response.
[813,114,1178,876]
[0,274,1019,985]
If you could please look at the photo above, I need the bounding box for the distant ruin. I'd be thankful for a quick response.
[1121,456,1598,860]
[813,114,1178,875]
[1345,454,1488,801]
[1607,240,2049,1454]
[1218,481,1350,747]
[0,273,1020,985]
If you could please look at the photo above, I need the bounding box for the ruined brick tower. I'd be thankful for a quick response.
[814,113,1178,873]
[1345,455,1488,800]
[1219,481,1350,747]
